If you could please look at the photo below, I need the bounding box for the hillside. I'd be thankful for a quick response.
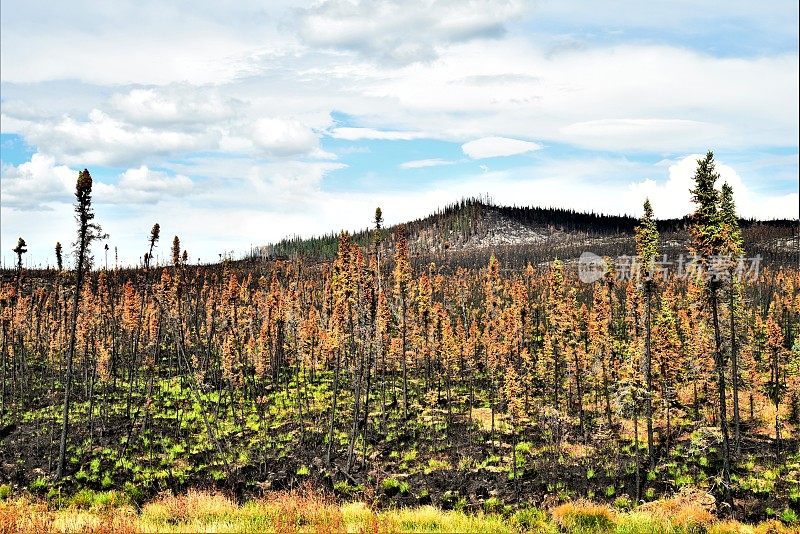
[259,198,799,268]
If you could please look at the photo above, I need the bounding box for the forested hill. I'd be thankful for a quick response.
[257,198,798,268]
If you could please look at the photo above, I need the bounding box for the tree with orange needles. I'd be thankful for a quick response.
[765,305,786,460]
[652,283,681,453]
[483,254,503,450]
[504,356,525,488]
[393,225,412,420]
[589,271,614,429]
[545,259,568,411]
[326,231,353,464]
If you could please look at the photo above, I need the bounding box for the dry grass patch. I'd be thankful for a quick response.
[639,486,716,530]
[551,500,617,532]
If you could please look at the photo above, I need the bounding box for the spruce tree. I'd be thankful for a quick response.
[688,151,732,508]
[719,183,744,453]
[57,169,106,479]
[635,198,659,469]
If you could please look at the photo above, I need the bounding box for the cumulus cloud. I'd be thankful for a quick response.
[0,153,75,209]
[627,154,799,220]
[1,155,197,210]
[12,109,209,166]
[461,136,543,159]
[94,166,195,205]
[399,158,455,169]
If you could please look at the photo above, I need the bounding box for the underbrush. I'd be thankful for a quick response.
[1,487,797,533]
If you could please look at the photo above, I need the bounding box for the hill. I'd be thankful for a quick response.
[258,198,798,269]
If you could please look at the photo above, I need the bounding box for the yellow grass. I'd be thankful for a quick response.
[1,488,797,533]
[551,500,617,532]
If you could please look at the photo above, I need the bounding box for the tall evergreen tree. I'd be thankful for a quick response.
[635,198,659,469]
[719,183,744,453]
[688,151,732,507]
[57,169,106,479]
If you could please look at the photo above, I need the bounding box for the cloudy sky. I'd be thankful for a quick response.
[1,1,798,267]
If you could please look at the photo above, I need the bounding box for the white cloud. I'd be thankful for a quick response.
[110,87,235,126]
[297,0,522,64]
[399,158,455,169]
[251,117,320,157]
[0,2,294,86]
[94,166,195,205]
[627,154,799,220]
[12,109,209,166]
[1,1,797,265]
[461,136,542,159]
[0,156,197,208]
[3,151,796,267]
[0,153,75,209]
[329,127,428,140]
[560,119,727,152]
[349,40,798,151]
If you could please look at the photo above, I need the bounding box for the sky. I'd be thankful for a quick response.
[1,0,798,267]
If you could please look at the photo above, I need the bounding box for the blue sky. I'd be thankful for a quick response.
[1,0,798,267]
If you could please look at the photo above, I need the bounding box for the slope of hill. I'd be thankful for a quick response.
[258,198,798,268]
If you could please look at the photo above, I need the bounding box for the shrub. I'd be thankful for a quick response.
[29,477,49,494]
[0,484,10,501]
[613,495,633,511]
[708,519,758,534]
[640,486,716,528]
[780,508,798,525]
[122,481,144,505]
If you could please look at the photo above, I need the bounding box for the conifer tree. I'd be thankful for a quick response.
[635,199,659,468]
[12,238,27,273]
[393,225,412,419]
[57,169,106,479]
[766,306,786,460]
[720,182,744,452]
[688,151,732,506]
[55,242,63,271]
[652,285,681,453]
[172,236,181,267]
